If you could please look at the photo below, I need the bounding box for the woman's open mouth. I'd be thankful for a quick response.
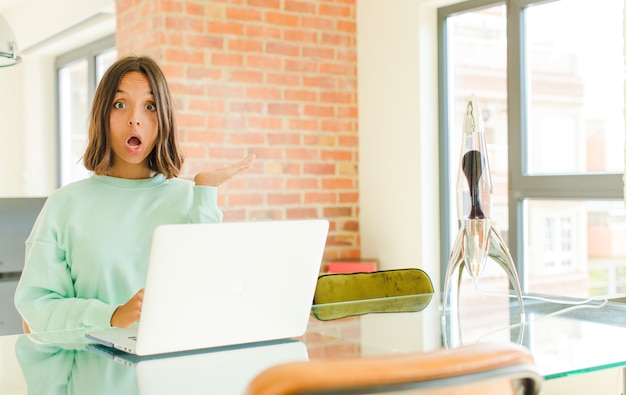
[127,135,142,150]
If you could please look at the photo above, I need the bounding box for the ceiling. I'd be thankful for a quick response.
[0,1,22,13]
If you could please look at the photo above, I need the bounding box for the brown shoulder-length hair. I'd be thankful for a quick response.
[83,55,184,178]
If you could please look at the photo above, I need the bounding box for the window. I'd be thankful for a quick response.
[438,0,625,297]
[56,36,116,186]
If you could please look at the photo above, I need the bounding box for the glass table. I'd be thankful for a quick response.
[1,291,625,394]
[307,291,626,380]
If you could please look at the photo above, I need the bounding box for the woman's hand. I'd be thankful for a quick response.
[110,289,144,328]
[194,154,255,187]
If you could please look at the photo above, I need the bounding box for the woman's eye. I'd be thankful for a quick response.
[146,103,157,112]
[113,101,125,109]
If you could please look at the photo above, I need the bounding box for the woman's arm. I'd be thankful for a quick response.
[15,219,118,332]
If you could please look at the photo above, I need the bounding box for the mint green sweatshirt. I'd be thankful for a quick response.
[14,174,223,332]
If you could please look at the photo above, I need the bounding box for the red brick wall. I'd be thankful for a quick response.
[115,0,359,262]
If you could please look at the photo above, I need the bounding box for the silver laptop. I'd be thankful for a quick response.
[85,219,329,356]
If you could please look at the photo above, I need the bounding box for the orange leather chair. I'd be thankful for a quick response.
[244,342,542,395]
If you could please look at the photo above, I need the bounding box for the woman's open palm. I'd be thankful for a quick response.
[194,154,255,187]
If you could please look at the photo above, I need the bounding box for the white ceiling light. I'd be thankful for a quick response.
[0,14,20,67]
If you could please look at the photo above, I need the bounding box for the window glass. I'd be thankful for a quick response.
[446,4,509,246]
[58,59,89,185]
[525,199,626,297]
[57,43,116,186]
[440,0,625,298]
[525,0,625,174]
[96,49,117,81]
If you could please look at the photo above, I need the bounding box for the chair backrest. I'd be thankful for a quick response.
[311,268,434,320]
[244,342,542,395]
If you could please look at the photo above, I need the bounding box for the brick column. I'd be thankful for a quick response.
[115,0,360,262]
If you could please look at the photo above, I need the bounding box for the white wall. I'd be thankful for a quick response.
[0,0,115,197]
[357,0,451,288]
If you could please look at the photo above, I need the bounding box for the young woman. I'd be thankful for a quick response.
[15,55,254,332]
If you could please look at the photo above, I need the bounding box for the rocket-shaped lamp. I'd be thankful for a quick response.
[442,95,525,321]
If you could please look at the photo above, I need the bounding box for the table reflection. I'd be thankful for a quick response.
[15,331,137,395]
[15,331,308,395]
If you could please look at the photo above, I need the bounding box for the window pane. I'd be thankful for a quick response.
[58,59,89,186]
[446,5,509,242]
[96,48,117,82]
[525,200,626,297]
[525,0,625,174]
[58,46,117,187]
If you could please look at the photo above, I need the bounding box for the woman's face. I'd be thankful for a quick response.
[108,71,159,179]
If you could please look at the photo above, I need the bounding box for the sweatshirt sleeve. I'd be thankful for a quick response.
[14,206,118,333]
[189,185,223,224]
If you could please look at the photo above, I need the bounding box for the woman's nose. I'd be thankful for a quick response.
[128,108,142,126]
